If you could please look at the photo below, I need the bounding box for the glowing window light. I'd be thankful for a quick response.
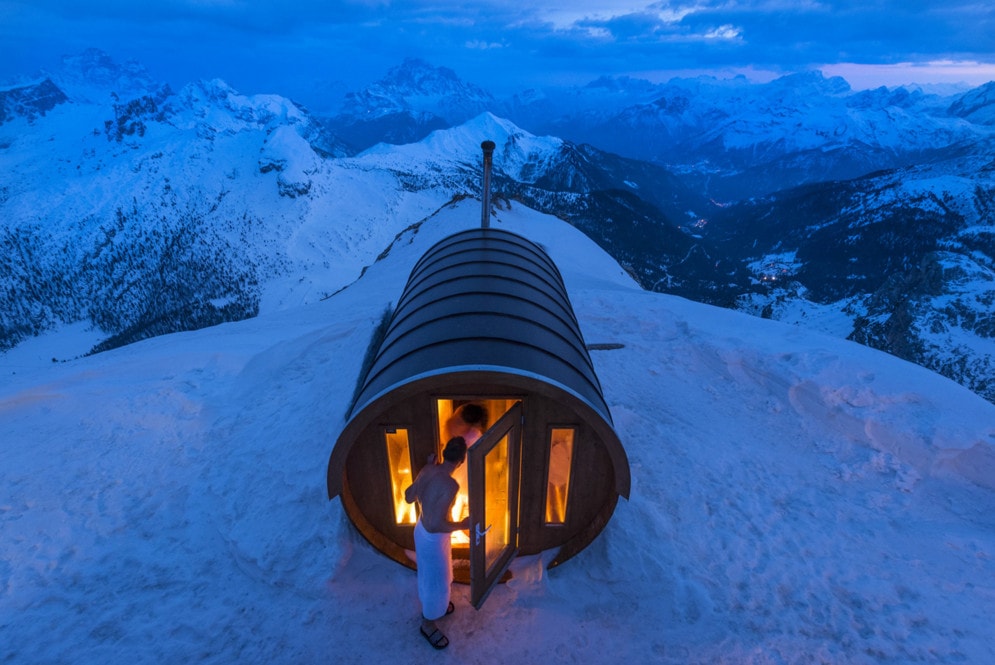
[385,428,417,525]
[484,434,511,569]
[451,488,470,546]
[545,428,575,525]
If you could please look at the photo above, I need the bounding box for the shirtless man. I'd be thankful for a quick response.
[404,437,470,650]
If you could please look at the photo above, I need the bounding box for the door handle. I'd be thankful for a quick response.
[475,522,492,546]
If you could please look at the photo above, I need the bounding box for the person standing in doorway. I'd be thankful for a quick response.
[404,437,470,650]
[446,403,486,447]
[445,403,487,523]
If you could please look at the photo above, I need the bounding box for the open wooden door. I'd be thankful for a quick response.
[467,401,522,608]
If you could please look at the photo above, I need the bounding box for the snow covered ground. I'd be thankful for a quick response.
[2,201,994,664]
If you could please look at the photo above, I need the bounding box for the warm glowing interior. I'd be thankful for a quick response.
[385,404,576,538]
[385,428,417,525]
[544,428,575,524]
[435,400,469,545]
[483,433,511,569]
[438,398,516,546]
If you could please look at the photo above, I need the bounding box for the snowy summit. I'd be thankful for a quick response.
[2,199,993,664]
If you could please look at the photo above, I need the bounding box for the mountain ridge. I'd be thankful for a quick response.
[1,51,993,405]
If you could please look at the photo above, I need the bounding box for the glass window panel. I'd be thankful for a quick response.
[484,434,511,570]
[385,428,417,525]
[545,428,575,525]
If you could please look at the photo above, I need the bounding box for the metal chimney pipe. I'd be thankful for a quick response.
[480,140,496,228]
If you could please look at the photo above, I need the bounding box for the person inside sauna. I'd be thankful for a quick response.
[445,403,487,522]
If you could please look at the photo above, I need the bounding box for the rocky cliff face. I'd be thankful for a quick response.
[0,79,69,124]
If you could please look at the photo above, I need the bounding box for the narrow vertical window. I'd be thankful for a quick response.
[545,428,575,525]
[385,428,416,525]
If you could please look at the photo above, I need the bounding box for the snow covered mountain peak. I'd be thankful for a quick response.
[0,49,161,127]
[763,70,852,98]
[2,51,994,411]
[0,78,69,124]
[53,47,162,103]
[338,57,495,124]
[174,78,311,130]
[948,81,995,125]
[358,111,564,183]
[378,57,485,98]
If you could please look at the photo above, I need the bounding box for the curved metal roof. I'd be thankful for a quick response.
[349,227,613,424]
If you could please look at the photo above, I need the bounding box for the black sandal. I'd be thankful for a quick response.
[420,626,449,650]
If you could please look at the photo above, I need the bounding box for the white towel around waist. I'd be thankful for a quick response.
[414,518,453,620]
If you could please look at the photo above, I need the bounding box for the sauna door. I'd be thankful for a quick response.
[467,401,522,608]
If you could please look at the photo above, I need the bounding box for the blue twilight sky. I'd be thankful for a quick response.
[2,0,994,102]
